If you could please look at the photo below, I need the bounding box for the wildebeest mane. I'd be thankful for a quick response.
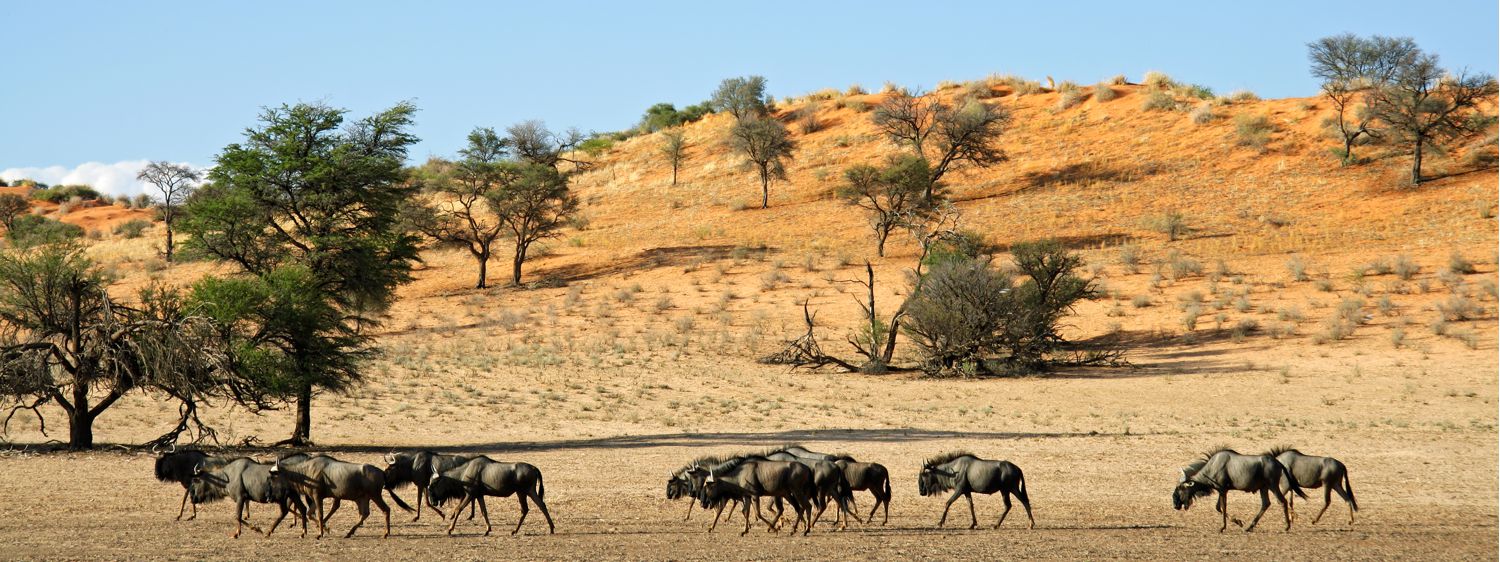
[1264,445,1300,457]
[923,451,975,468]
[673,454,731,478]
[828,453,857,463]
[155,450,208,484]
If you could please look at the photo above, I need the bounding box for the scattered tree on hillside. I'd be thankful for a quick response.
[135,161,200,262]
[728,117,795,209]
[659,130,689,186]
[410,128,512,288]
[181,101,422,445]
[871,89,1010,201]
[489,163,578,286]
[1307,34,1419,165]
[0,194,29,230]
[7,215,83,248]
[506,120,588,170]
[837,155,935,256]
[710,76,770,122]
[0,246,236,449]
[639,102,713,133]
[1365,52,1497,184]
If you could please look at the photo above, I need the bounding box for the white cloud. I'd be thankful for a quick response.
[0,160,204,197]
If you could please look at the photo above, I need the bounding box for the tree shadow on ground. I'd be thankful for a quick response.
[541,244,776,283]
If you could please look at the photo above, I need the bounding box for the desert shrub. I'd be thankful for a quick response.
[1141,91,1179,111]
[577,137,614,157]
[904,240,1096,375]
[132,194,152,208]
[1447,250,1476,274]
[1131,294,1152,308]
[1389,326,1406,348]
[1118,243,1142,273]
[1056,89,1087,111]
[845,84,867,96]
[1189,103,1215,124]
[1436,294,1483,321]
[31,184,100,203]
[113,218,151,239]
[1093,83,1118,102]
[1315,278,1335,292]
[1181,305,1201,331]
[923,229,990,268]
[7,215,83,247]
[1234,114,1274,148]
[1175,83,1214,100]
[1166,250,1202,279]
[1286,255,1309,282]
[760,269,789,290]
[1376,294,1396,316]
[797,103,822,134]
[1231,319,1259,340]
[1228,89,1260,103]
[1145,212,1190,241]
[1142,71,1174,89]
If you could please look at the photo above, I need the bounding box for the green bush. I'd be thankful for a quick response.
[923,229,990,268]
[1141,91,1179,111]
[113,218,151,239]
[1234,114,1274,148]
[577,137,614,157]
[32,184,100,203]
[8,214,84,247]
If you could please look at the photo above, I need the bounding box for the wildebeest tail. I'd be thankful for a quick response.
[1017,468,1030,502]
[386,487,415,512]
[1344,471,1358,511]
[882,474,892,500]
[536,471,546,500]
[1279,462,1307,499]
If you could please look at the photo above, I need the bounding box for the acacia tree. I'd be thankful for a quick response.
[1307,34,1419,165]
[659,129,688,186]
[181,102,421,445]
[0,246,233,449]
[0,194,29,230]
[489,164,577,286]
[507,120,587,170]
[710,76,770,122]
[729,117,795,209]
[135,161,200,262]
[1365,53,1497,184]
[837,155,935,256]
[871,89,1009,201]
[413,128,512,288]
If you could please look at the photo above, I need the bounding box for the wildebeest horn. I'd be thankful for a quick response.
[1178,468,1189,482]
[168,443,177,454]
[193,461,204,475]
[384,452,397,464]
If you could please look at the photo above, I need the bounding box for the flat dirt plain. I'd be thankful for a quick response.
[1,84,1497,560]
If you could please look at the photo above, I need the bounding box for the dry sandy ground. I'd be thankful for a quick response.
[0,334,1494,561]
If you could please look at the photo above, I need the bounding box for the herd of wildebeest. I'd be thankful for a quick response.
[153,444,1358,539]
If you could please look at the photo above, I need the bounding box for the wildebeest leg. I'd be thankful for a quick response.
[468,499,477,520]
[1311,485,1332,525]
[1332,481,1356,525]
[267,502,289,537]
[965,493,979,530]
[177,488,192,521]
[323,498,342,525]
[866,493,881,526]
[232,499,247,538]
[708,501,727,532]
[513,494,531,535]
[810,494,827,530]
[343,499,370,539]
[740,498,754,536]
[1218,492,1228,532]
[478,496,493,536]
[1244,489,1271,532]
[684,497,696,521]
[446,496,473,535]
[315,494,328,539]
[995,492,1012,529]
[372,495,392,539]
[766,498,784,531]
[531,489,555,535]
[938,490,963,527]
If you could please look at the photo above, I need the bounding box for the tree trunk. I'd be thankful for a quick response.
[760,167,770,209]
[671,163,678,186]
[290,384,312,445]
[876,231,888,257]
[511,244,527,286]
[68,410,94,450]
[475,251,489,289]
[1343,134,1356,166]
[1411,137,1424,185]
[164,221,175,263]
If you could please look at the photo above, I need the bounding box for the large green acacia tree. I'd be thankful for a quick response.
[182,102,421,445]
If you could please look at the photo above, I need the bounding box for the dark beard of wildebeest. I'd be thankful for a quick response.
[425,455,555,536]
[271,452,406,539]
[382,451,476,521]
[760,447,860,530]
[918,451,1035,530]
[830,454,893,525]
[1268,447,1358,526]
[695,457,816,537]
[1172,448,1307,532]
[189,457,309,538]
[155,449,213,521]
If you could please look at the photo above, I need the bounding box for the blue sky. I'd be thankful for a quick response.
[1,1,1495,194]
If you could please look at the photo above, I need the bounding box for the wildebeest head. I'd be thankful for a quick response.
[696,470,732,510]
[383,452,416,489]
[918,467,954,497]
[1172,469,1212,510]
[425,471,465,508]
[665,475,690,500]
[187,461,228,504]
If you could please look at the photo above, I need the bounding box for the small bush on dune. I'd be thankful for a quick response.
[1142,71,1175,89]
[1093,83,1118,102]
[1189,103,1215,124]
[113,218,151,239]
[1234,114,1274,149]
[1056,89,1087,111]
[1141,91,1179,111]
[1228,89,1260,103]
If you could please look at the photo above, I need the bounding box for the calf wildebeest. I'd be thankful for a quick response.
[272,453,402,539]
[697,457,816,537]
[189,457,308,538]
[426,456,554,536]
[1173,448,1306,532]
[831,454,892,525]
[155,448,214,521]
[1270,447,1358,525]
[383,451,474,521]
[918,451,1034,530]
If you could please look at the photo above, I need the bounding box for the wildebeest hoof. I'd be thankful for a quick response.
[1231,518,1245,528]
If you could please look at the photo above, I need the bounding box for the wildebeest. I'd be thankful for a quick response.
[669,455,748,528]
[696,456,816,536]
[831,454,892,525]
[189,457,309,538]
[155,448,214,521]
[1173,448,1306,532]
[426,456,554,536]
[382,451,474,521]
[762,448,859,529]
[272,452,402,539]
[1270,447,1358,525]
[918,451,1034,530]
